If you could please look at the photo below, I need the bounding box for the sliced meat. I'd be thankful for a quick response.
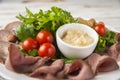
[4,21,21,32]
[116,33,120,42]
[5,44,49,73]
[67,59,94,80]
[86,53,119,74]
[0,21,20,42]
[0,29,14,41]
[107,42,120,60]
[29,59,65,80]
[0,41,13,63]
[0,29,18,42]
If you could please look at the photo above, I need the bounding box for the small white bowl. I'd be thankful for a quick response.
[56,23,98,59]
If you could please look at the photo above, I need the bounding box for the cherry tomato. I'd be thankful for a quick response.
[38,43,56,58]
[94,22,106,36]
[36,30,54,44]
[22,38,39,51]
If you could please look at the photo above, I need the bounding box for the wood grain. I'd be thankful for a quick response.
[0,1,120,32]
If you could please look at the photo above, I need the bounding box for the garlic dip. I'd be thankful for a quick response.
[62,29,94,46]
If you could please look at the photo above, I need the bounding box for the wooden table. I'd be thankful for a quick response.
[0,1,120,31]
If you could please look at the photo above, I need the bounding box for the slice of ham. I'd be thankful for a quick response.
[85,53,119,74]
[29,59,65,80]
[107,42,120,60]
[5,44,49,73]
[67,59,94,80]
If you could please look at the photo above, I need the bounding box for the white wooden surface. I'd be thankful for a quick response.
[0,1,120,32]
[0,1,120,80]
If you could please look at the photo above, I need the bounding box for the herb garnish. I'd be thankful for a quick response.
[16,6,78,41]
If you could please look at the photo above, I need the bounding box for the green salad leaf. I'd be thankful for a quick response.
[94,30,117,54]
[16,6,78,41]
[28,49,38,57]
[16,6,79,62]
[16,6,117,62]
[20,48,38,57]
[16,23,38,41]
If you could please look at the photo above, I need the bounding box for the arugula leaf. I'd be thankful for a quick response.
[17,8,35,24]
[16,6,78,41]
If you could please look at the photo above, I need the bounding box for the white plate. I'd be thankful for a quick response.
[0,25,120,80]
[0,64,39,80]
[0,62,120,80]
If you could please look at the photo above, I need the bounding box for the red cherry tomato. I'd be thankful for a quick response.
[38,43,56,58]
[94,22,106,36]
[36,30,54,44]
[22,38,39,51]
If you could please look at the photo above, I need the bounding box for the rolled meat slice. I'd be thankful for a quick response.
[107,42,120,60]
[4,21,21,32]
[0,29,14,41]
[29,59,65,80]
[107,33,120,60]
[0,21,20,42]
[5,44,49,73]
[116,33,120,42]
[56,64,70,79]
[0,41,13,63]
[67,59,94,80]
[85,53,119,74]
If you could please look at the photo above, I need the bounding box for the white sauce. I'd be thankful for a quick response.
[62,29,94,46]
